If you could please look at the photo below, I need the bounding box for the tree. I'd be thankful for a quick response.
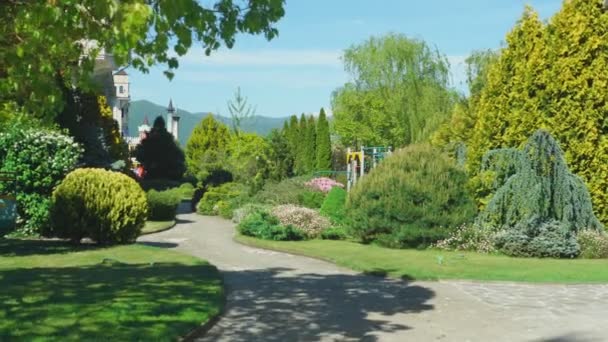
[305,115,317,173]
[185,115,231,185]
[227,132,271,192]
[267,128,293,180]
[227,87,256,136]
[134,116,185,180]
[431,49,499,151]
[332,33,456,148]
[466,1,608,225]
[1,0,285,118]
[293,114,308,175]
[315,108,332,170]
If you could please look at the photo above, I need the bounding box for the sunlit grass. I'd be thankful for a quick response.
[236,235,608,283]
[0,239,223,341]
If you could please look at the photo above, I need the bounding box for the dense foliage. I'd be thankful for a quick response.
[135,116,185,180]
[332,33,456,147]
[238,210,305,241]
[228,133,272,192]
[1,0,285,118]
[185,115,232,185]
[476,131,602,257]
[271,205,331,238]
[196,182,248,218]
[461,1,608,226]
[147,189,181,221]
[49,168,148,244]
[315,108,332,170]
[577,230,608,259]
[320,187,347,225]
[346,144,477,248]
[0,127,82,234]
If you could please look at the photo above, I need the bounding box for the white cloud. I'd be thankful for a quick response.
[181,49,343,67]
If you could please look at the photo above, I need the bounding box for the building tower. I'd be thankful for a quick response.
[166,99,180,142]
[112,69,130,136]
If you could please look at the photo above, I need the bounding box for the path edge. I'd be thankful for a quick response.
[180,270,227,341]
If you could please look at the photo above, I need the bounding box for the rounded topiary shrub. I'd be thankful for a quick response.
[346,144,477,248]
[147,189,181,221]
[50,168,148,244]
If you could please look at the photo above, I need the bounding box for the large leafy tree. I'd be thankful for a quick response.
[315,108,332,170]
[185,115,231,184]
[134,116,185,180]
[1,0,285,118]
[466,1,608,225]
[227,132,271,191]
[332,33,456,148]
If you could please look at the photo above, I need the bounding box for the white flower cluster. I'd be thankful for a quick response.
[271,204,331,238]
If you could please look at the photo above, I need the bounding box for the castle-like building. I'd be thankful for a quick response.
[127,100,180,150]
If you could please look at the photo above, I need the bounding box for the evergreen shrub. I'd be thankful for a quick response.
[320,226,348,240]
[253,176,313,205]
[49,168,148,244]
[147,189,181,221]
[476,130,603,257]
[297,190,325,209]
[346,144,477,248]
[320,187,347,225]
[196,182,247,217]
[238,210,305,241]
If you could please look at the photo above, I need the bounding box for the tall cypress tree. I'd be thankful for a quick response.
[315,108,332,170]
[305,115,317,172]
[294,114,308,175]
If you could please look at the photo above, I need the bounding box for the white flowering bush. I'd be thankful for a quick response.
[577,230,608,259]
[271,204,331,238]
[434,224,497,254]
[0,127,83,234]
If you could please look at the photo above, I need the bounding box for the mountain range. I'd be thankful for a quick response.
[128,100,289,146]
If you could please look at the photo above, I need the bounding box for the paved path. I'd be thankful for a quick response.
[138,212,608,342]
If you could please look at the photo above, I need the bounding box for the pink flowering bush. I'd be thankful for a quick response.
[304,177,344,193]
[271,204,331,238]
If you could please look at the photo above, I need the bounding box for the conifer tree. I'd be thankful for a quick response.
[315,108,332,170]
[305,115,317,172]
[185,115,231,183]
[466,1,608,225]
[293,114,308,175]
[135,116,185,180]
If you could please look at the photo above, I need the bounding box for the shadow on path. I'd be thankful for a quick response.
[202,267,435,341]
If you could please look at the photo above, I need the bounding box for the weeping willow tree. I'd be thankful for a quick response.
[332,33,457,147]
[477,130,603,257]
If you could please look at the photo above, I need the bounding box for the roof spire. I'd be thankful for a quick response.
[168,98,175,113]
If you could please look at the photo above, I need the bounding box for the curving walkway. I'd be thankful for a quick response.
[138,212,608,342]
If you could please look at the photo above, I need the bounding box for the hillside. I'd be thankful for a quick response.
[128,100,289,146]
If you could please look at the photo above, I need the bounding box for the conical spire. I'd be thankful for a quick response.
[167,98,175,113]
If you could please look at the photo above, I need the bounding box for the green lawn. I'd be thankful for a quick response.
[142,220,176,234]
[236,235,608,283]
[0,238,224,341]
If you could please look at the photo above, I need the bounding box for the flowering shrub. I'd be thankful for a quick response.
[238,210,306,241]
[271,205,331,238]
[0,127,83,234]
[577,230,608,259]
[434,224,496,253]
[304,177,344,193]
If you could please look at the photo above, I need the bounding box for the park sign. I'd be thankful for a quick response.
[0,172,17,233]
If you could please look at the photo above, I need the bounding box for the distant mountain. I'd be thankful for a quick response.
[128,100,289,146]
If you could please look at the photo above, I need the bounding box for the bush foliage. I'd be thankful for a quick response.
[0,127,82,234]
[577,230,608,259]
[238,210,305,241]
[346,144,477,248]
[196,182,247,218]
[320,187,347,225]
[49,168,148,244]
[147,189,181,221]
[271,205,331,238]
[462,1,608,226]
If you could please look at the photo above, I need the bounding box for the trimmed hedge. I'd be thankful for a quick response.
[49,168,148,244]
[147,189,181,221]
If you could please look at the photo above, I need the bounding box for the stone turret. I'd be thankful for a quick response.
[166,99,180,142]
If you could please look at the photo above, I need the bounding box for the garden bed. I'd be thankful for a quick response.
[0,238,224,341]
[141,220,177,235]
[235,235,608,284]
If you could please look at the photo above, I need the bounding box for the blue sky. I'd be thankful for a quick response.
[129,0,562,117]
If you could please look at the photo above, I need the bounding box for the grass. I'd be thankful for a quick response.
[0,238,224,341]
[236,235,608,284]
[142,220,176,234]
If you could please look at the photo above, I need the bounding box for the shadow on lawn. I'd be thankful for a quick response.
[0,238,100,257]
[201,267,435,341]
[0,261,223,341]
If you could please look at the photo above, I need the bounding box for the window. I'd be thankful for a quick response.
[119,85,124,94]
